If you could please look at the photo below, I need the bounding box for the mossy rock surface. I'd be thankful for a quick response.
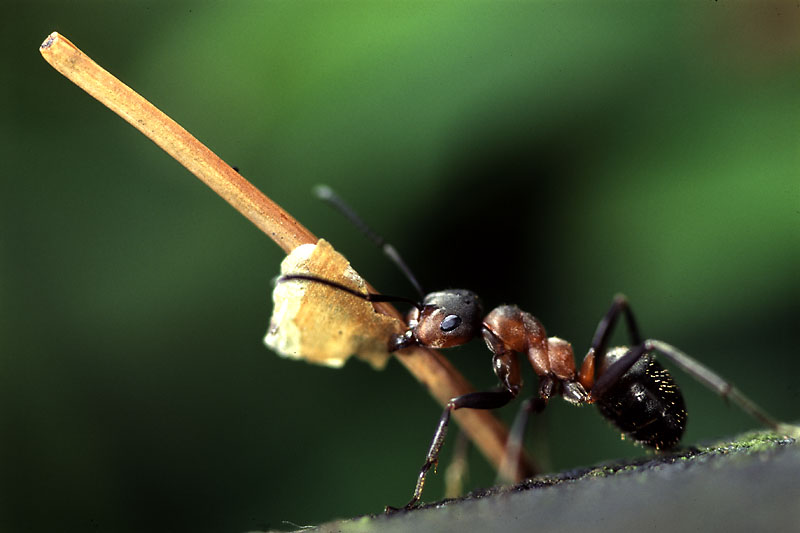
[276,430,800,533]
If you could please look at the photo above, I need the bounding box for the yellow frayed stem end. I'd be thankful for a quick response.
[264,240,403,369]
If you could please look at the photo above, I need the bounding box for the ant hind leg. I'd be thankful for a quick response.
[590,294,642,365]
[645,340,800,437]
[592,338,800,438]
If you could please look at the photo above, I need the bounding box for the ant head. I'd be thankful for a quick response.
[413,289,483,349]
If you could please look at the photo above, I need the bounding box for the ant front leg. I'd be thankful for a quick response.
[386,387,517,512]
[388,344,521,512]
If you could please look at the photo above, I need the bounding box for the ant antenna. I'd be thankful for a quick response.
[313,185,426,299]
[279,274,422,310]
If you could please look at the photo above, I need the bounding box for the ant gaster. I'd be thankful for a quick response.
[279,186,796,512]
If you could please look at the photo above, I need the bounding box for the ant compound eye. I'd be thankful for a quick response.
[440,314,462,332]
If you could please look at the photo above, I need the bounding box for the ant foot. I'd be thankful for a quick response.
[384,500,420,514]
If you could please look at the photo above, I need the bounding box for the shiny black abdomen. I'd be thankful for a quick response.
[596,353,688,450]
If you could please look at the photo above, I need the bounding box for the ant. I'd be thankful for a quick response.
[279,186,797,512]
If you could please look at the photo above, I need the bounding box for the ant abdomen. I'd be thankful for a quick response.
[595,347,687,450]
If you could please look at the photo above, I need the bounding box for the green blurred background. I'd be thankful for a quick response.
[3,1,799,531]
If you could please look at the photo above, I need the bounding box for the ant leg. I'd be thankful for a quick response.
[590,294,642,363]
[645,340,798,435]
[592,339,800,437]
[580,295,643,391]
[590,342,650,399]
[387,389,516,512]
[496,375,554,483]
[497,396,548,483]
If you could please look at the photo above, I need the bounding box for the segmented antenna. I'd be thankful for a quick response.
[313,185,425,299]
[279,274,422,310]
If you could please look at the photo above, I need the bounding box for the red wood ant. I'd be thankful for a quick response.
[279,186,797,512]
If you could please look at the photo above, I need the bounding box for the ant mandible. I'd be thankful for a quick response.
[279,185,796,512]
